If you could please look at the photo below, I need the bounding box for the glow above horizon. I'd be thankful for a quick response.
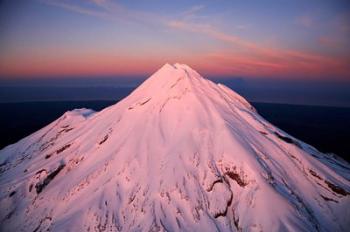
[0,0,349,80]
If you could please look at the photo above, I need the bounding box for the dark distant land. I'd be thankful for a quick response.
[0,100,349,162]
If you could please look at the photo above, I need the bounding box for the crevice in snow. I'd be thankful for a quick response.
[35,163,65,194]
[320,195,338,203]
[309,169,322,180]
[170,77,183,88]
[274,131,301,148]
[98,128,113,146]
[9,190,16,197]
[324,180,349,196]
[99,135,109,145]
[225,170,248,187]
[32,216,52,232]
[159,88,190,113]
[259,131,268,135]
[128,97,152,110]
[308,169,349,197]
[221,165,249,188]
[45,143,71,159]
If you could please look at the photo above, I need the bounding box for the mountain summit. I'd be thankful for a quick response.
[0,64,349,231]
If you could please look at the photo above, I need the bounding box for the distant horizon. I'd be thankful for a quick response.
[1,75,349,107]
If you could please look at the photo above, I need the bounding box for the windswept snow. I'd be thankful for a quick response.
[0,63,349,232]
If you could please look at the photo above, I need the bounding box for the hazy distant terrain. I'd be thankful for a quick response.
[1,78,350,107]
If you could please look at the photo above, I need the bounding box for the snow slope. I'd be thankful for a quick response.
[0,63,349,232]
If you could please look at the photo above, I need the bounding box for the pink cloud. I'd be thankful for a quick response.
[166,19,350,78]
[20,1,348,79]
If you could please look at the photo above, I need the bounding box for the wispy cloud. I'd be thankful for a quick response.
[181,4,205,20]
[41,0,109,18]
[40,0,164,26]
[38,0,350,78]
[167,19,335,62]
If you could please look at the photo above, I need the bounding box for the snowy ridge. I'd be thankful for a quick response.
[0,63,349,231]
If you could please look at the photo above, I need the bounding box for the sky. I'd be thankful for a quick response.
[0,0,349,81]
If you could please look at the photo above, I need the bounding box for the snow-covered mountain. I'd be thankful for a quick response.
[0,63,349,232]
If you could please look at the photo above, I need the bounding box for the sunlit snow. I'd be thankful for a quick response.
[0,63,349,231]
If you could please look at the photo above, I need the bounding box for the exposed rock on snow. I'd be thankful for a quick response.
[0,63,349,231]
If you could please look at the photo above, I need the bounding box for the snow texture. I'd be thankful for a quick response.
[0,63,349,231]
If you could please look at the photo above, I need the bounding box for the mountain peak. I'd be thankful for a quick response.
[159,63,197,72]
[1,65,349,232]
[129,63,205,102]
[173,63,196,71]
[150,63,201,82]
